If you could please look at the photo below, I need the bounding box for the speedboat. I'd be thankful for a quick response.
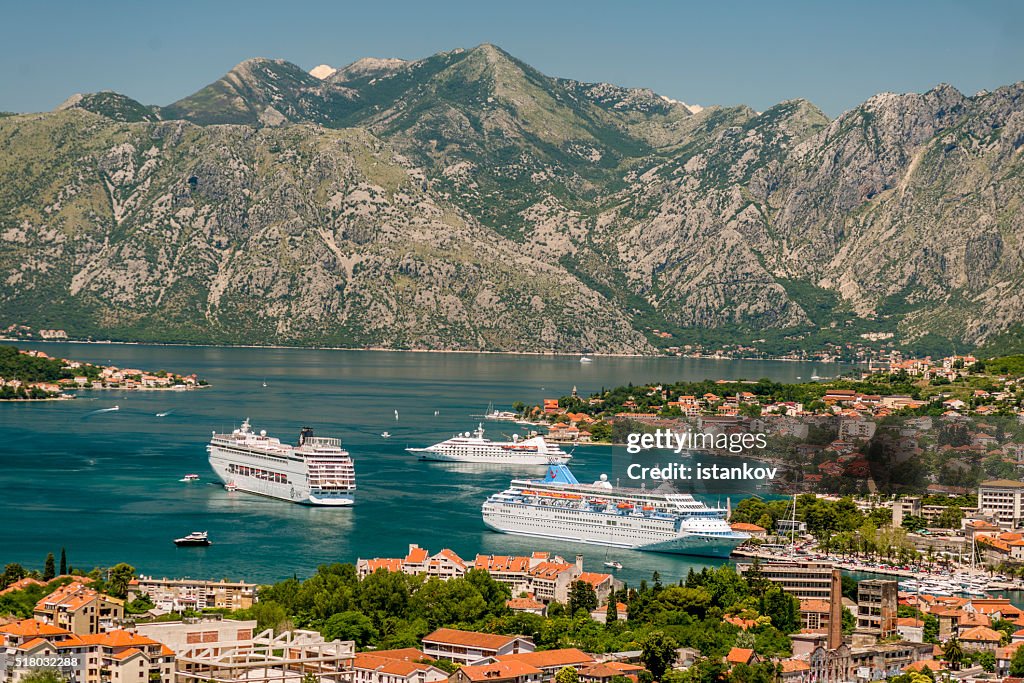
[224,482,237,492]
[579,355,593,363]
[381,432,391,439]
[174,531,211,547]
[180,474,200,482]
[604,561,623,570]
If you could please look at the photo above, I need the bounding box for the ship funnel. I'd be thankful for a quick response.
[299,426,314,445]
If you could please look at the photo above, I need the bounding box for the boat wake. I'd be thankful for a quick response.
[83,405,120,418]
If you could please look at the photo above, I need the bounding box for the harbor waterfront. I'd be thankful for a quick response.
[0,341,1012,601]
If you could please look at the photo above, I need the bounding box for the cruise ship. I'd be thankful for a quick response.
[207,419,356,506]
[407,424,571,465]
[481,465,749,557]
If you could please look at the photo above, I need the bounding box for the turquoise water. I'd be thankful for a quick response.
[0,343,846,586]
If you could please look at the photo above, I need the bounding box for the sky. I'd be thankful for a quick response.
[2,0,1023,118]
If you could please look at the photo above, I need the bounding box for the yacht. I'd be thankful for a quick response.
[408,424,571,465]
[207,419,356,506]
[180,474,200,482]
[174,531,211,547]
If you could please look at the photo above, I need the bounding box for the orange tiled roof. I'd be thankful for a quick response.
[800,599,831,613]
[507,597,546,610]
[423,628,521,650]
[364,558,404,573]
[960,625,1003,642]
[497,649,593,668]
[779,660,810,673]
[0,619,70,638]
[368,648,429,662]
[405,547,429,564]
[726,648,754,665]
[475,555,531,573]
[78,630,158,647]
[458,661,542,682]
[904,660,947,673]
[730,522,766,533]
[528,561,572,579]
[576,572,612,587]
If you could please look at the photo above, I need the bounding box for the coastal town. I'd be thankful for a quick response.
[0,345,207,400]
[4,525,1024,683]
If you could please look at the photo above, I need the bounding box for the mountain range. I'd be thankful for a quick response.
[1,44,1022,355]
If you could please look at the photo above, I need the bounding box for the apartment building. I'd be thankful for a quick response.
[33,582,124,635]
[978,479,1024,530]
[127,577,258,612]
[421,629,534,665]
[856,580,898,639]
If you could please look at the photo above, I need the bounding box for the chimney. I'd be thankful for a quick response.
[828,568,843,650]
[575,554,584,572]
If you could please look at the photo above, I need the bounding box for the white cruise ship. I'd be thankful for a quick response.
[407,424,571,465]
[207,419,355,506]
[482,465,749,558]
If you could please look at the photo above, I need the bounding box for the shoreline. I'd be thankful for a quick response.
[0,337,866,365]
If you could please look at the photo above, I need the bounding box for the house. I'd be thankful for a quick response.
[731,522,767,539]
[896,618,925,643]
[960,625,1004,652]
[996,643,1024,677]
[421,628,534,665]
[33,582,123,635]
[127,576,257,611]
[575,572,615,605]
[353,650,449,683]
[777,659,811,683]
[800,599,833,632]
[725,647,759,666]
[0,619,175,683]
[507,595,547,616]
[492,649,595,680]
[577,661,646,683]
[449,661,542,683]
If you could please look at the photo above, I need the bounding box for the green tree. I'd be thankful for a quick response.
[43,553,55,582]
[1010,644,1024,677]
[21,671,66,683]
[1,563,28,590]
[567,581,598,615]
[321,611,376,646]
[554,667,579,683]
[59,548,67,576]
[605,598,618,624]
[943,638,964,671]
[640,631,678,680]
[106,563,135,599]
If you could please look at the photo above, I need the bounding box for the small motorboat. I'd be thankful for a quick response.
[381,431,391,439]
[174,531,211,547]
[180,474,200,482]
[224,483,238,492]
[604,560,623,570]
[579,355,593,363]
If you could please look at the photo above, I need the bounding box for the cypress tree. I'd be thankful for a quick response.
[43,553,55,581]
[59,548,67,576]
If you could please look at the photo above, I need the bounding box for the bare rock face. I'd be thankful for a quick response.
[7,45,1024,353]
[0,112,649,353]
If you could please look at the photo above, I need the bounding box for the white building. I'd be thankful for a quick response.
[978,479,1024,530]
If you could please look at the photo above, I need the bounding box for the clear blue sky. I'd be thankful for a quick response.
[3,0,1022,117]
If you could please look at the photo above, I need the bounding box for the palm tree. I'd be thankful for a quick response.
[943,638,964,671]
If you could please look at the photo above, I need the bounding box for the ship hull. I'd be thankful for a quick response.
[482,504,745,559]
[208,448,354,506]
[408,447,569,465]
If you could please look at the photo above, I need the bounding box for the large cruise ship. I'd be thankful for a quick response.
[481,465,749,557]
[207,419,356,506]
[407,424,571,465]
